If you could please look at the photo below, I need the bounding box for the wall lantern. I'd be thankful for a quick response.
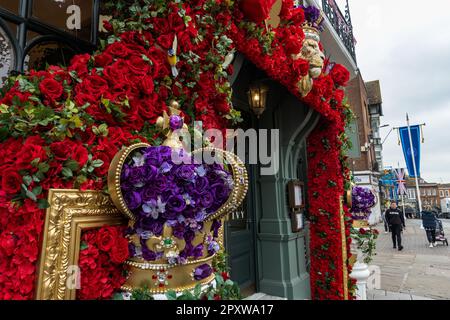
[247,82,269,118]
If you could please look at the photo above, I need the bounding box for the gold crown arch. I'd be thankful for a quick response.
[108,143,248,294]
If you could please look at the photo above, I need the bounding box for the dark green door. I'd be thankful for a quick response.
[224,110,257,296]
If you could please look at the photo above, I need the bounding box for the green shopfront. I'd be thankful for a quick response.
[0,1,319,300]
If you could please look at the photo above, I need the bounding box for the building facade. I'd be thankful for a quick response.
[345,73,383,224]
[438,184,450,213]
[406,179,440,211]
[1,0,359,300]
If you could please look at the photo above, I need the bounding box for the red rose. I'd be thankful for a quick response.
[92,152,112,176]
[0,233,17,256]
[330,64,350,87]
[110,237,129,264]
[127,55,150,76]
[69,53,91,78]
[157,33,175,50]
[39,78,63,103]
[105,41,130,58]
[359,228,366,235]
[240,0,277,23]
[71,144,89,168]
[2,169,23,195]
[77,74,109,99]
[96,227,117,252]
[94,52,113,67]
[140,76,155,95]
[50,139,75,161]
[221,272,230,281]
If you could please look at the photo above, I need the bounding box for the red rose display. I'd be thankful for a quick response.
[1,169,22,195]
[96,227,118,252]
[39,78,64,103]
[110,237,129,264]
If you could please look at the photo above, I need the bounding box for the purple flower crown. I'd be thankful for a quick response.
[121,145,233,262]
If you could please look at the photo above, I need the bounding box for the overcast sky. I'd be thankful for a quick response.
[345,0,450,183]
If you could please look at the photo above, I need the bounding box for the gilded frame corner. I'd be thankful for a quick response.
[35,189,126,300]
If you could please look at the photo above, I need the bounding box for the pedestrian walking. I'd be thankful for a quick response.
[421,205,438,248]
[385,202,406,251]
[381,209,390,234]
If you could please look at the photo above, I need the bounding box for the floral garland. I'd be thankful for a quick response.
[0,0,355,300]
[350,227,379,265]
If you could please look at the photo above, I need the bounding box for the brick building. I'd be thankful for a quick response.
[438,184,450,213]
[345,73,383,224]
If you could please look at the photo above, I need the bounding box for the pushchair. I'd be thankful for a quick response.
[435,219,449,246]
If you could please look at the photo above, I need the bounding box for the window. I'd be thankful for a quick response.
[446,190,450,197]
[0,24,15,86]
[427,189,432,196]
[441,191,445,197]
[408,189,416,200]
[432,189,437,196]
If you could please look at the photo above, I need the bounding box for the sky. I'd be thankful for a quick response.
[344,0,450,183]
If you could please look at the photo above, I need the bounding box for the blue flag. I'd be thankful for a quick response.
[399,125,421,178]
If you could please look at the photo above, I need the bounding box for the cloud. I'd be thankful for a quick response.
[349,0,450,182]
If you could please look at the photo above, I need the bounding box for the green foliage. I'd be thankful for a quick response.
[351,227,379,264]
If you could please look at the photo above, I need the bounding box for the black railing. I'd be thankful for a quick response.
[321,0,357,63]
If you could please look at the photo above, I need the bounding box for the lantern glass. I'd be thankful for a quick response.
[248,83,268,118]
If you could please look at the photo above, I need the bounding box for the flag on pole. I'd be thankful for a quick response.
[395,168,407,196]
[398,125,422,178]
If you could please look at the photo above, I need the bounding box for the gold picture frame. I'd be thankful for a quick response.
[35,189,126,300]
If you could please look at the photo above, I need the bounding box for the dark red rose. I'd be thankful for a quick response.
[168,13,185,32]
[39,78,63,102]
[96,227,117,252]
[69,53,91,78]
[221,272,230,281]
[330,64,350,87]
[239,0,277,23]
[105,41,130,58]
[157,33,175,50]
[71,144,89,168]
[50,139,75,161]
[94,52,113,67]
[0,233,16,256]
[285,36,303,56]
[110,237,129,264]
[359,228,366,235]
[16,141,47,170]
[1,168,22,195]
[127,55,150,76]
[140,76,155,95]
[77,74,109,99]
[92,152,111,176]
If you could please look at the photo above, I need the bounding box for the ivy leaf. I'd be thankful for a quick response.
[23,175,33,186]
[62,167,73,178]
[165,290,177,300]
[22,184,37,201]
[37,198,50,209]
[38,162,50,173]
[65,159,80,171]
[91,159,104,168]
[32,186,43,196]
[80,241,89,251]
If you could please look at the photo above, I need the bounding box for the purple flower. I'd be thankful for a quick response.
[200,191,214,208]
[139,217,164,236]
[176,165,196,181]
[193,264,213,280]
[167,195,186,213]
[184,229,196,243]
[192,243,204,259]
[124,191,142,211]
[169,115,183,131]
[211,220,222,238]
[194,176,209,192]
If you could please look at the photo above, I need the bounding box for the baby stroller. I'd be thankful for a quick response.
[435,219,449,246]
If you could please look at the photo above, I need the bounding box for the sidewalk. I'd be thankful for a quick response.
[369,219,450,300]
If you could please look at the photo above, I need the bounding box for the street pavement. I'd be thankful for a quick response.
[368,218,450,300]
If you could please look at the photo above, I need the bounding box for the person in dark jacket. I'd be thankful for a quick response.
[421,205,438,247]
[385,202,406,251]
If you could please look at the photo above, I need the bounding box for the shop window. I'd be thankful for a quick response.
[0,0,19,14]
[0,25,15,86]
[24,40,77,71]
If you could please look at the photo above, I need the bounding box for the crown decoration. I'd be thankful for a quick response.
[108,101,248,294]
[300,5,324,42]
